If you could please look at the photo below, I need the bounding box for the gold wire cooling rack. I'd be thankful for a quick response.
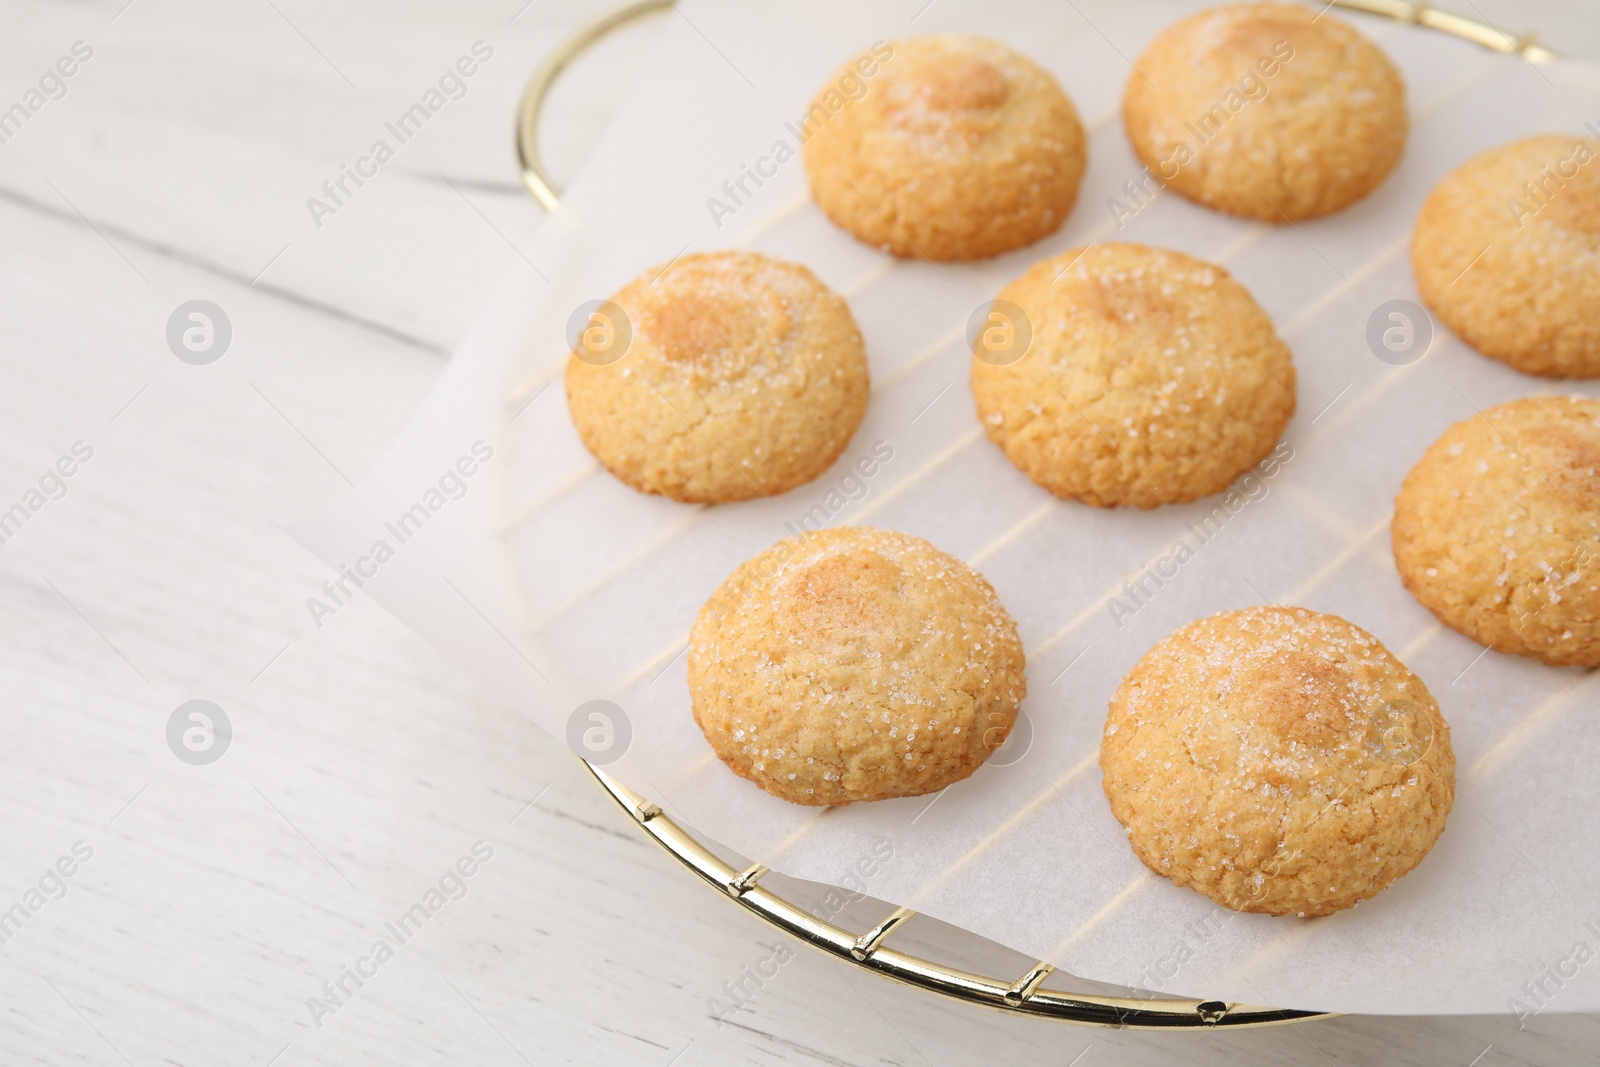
[512,0,1558,1029]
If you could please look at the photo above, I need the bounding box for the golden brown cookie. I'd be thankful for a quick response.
[689,527,1027,805]
[802,35,1086,261]
[970,243,1295,508]
[564,250,869,503]
[1412,135,1600,378]
[1123,3,1407,221]
[1101,606,1454,918]
[1392,396,1600,667]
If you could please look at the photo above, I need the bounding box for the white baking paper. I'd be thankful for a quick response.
[292,0,1600,1015]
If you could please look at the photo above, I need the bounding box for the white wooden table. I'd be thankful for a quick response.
[3,1,1599,1063]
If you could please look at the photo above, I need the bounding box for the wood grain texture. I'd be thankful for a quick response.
[1,0,1597,1063]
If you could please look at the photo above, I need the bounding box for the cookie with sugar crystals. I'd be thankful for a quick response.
[1412,135,1600,378]
[970,242,1295,508]
[803,34,1087,261]
[1124,3,1407,221]
[1101,606,1454,917]
[564,250,869,504]
[1392,396,1600,667]
[689,526,1027,805]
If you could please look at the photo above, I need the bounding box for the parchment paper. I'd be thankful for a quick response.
[293,0,1600,1015]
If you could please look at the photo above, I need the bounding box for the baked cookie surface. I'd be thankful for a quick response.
[1100,606,1454,917]
[689,527,1026,805]
[802,34,1086,261]
[1412,135,1600,378]
[564,250,869,503]
[1123,3,1407,221]
[1392,396,1600,667]
[970,242,1295,508]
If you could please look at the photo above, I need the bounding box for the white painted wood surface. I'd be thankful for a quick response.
[2,1,1598,1063]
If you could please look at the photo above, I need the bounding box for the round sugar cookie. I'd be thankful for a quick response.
[802,34,1087,261]
[689,527,1027,806]
[1123,3,1407,221]
[1392,396,1600,667]
[970,242,1295,508]
[564,250,869,504]
[1100,606,1455,918]
[1412,135,1600,378]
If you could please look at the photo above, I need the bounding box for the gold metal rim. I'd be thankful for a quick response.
[522,0,1558,1028]
[1321,0,1557,62]
[580,760,1328,1029]
[514,0,675,209]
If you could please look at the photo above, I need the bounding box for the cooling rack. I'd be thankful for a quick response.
[511,0,1557,1028]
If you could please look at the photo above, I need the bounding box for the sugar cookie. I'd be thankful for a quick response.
[803,35,1087,261]
[1393,396,1600,666]
[1412,135,1600,378]
[970,242,1295,508]
[1124,3,1407,221]
[564,250,869,503]
[689,527,1027,805]
[1101,606,1454,917]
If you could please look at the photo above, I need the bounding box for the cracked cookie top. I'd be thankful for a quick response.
[564,250,869,503]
